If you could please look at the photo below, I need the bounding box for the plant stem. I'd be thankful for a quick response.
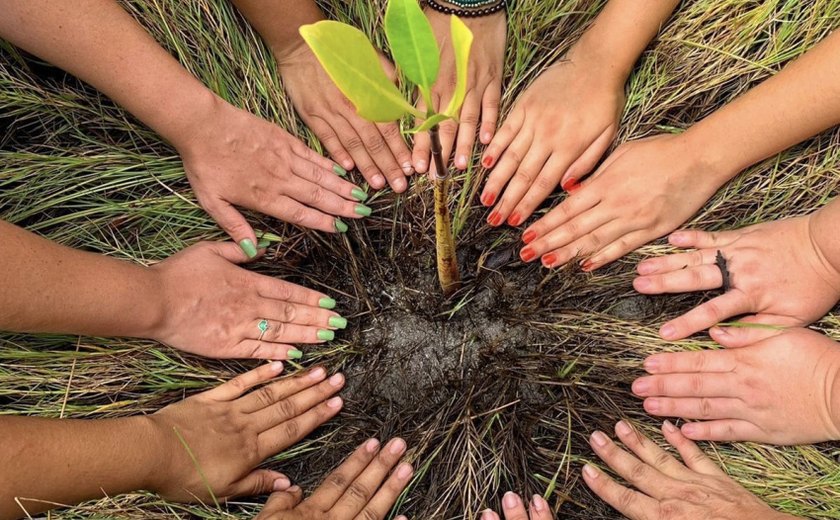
[429,125,461,297]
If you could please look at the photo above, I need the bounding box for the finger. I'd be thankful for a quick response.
[258,395,343,458]
[479,78,502,145]
[709,323,785,348]
[453,90,481,170]
[482,107,524,170]
[669,229,738,249]
[632,372,736,398]
[430,118,458,179]
[228,469,291,498]
[252,372,344,431]
[582,228,667,272]
[520,202,612,263]
[265,195,343,233]
[528,494,552,520]
[481,510,501,520]
[643,396,743,421]
[612,420,692,481]
[642,349,737,375]
[239,366,327,413]
[498,492,528,520]
[204,199,258,258]
[332,115,386,190]
[246,315,332,345]
[510,154,572,224]
[412,96,432,174]
[480,120,530,208]
[633,264,724,294]
[353,119,408,193]
[291,139,351,174]
[520,189,599,246]
[588,430,673,499]
[290,154,369,203]
[308,438,381,511]
[253,275,334,308]
[248,303,339,330]
[356,462,414,520]
[378,121,414,176]
[581,463,659,520]
[255,487,305,518]
[232,340,302,361]
[330,438,407,517]
[559,124,615,188]
[659,290,751,340]
[304,116,355,172]
[636,249,718,277]
[204,361,284,401]
[485,131,535,226]
[284,173,369,221]
[534,219,633,269]
[661,420,726,477]
[680,419,765,443]
[201,241,258,265]
[492,145,551,227]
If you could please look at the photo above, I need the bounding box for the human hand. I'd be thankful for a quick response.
[519,134,725,270]
[633,216,840,340]
[480,492,552,520]
[277,41,413,193]
[174,99,372,249]
[148,363,345,502]
[150,241,345,360]
[481,56,624,228]
[255,438,412,520]
[412,5,505,176]
[583,420,798,520]
[633,326,840,444]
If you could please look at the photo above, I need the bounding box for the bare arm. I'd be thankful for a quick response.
[228,0,323,59]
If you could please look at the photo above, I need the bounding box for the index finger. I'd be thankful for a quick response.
[253,274,336,309]
[643,349,738,375]
[204,361,284,402]
[581,463,660,520]
[330,438,407,517]
[521,190,599,247]
[307,438,381,512]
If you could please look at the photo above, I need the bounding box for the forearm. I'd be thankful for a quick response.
[568,0,680,87]
[229,0,324,61]
[810,197,840,287]
[686,30,840,183]
[0,0,218,149]
[0,415,162,519]
[0,220,163,338]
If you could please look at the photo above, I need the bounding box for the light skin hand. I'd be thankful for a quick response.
[150,241,344,360]
[634,210,840,340]
[255,438,413,520]
[583,421,800,520]
[634,327,840,445]
[480,492,552,520]
[412,5,505,177]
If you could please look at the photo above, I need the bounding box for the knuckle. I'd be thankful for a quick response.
[534,175,556,192]
[381,124,401,141]
[346,481,372,503]
[309,187,326,205]
[290,207,308,225]
[309,165,325,185]
[628,461,648,482]
[689,374,704,394]
[254,385,277,408]
[283,419,300,440]
[364,134,387,154]
[699,397,713,418]
[345,136,364,151]
[701,300,724,322]
[281,303,297,323]
[359,508,380,520]
[275,282,293,302]
[326,472,349,491]
[512,169,536,184]
[653,451,672,469]
[617,487,637,510]
[276,397,298,419]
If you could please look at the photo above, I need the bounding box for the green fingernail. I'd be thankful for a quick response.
[333,164,347,177]
[351,188,368,201]
[329,316,348,329]
[354,204,372,217]
[335,218,348,233]
[288,349,303,360]
[257,238,271,248]
[239,239,257,259]
[317,329,335,341]
[319,297,337,309]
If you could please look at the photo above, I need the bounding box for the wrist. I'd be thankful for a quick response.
[566,31,632,91]
[679,123,744,188]
[127,415,170,492]
[163,86,225,153]
[808,202,840,296]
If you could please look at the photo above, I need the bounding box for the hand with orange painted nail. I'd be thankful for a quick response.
[634,206,840,341]
[412,5,505,177]
[633,327,840,445]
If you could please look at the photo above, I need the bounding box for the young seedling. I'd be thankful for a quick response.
[300,0,472,297]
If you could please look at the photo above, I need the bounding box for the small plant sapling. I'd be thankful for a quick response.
[300,0,472,297]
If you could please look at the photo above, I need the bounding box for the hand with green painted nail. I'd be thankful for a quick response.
[255,438,412,520]
[151,241,346,360]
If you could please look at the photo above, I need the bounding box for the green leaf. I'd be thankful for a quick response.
[300,21,418,122]
[384,0,440,106]
[444,16,473,118]
[409,113,452,133]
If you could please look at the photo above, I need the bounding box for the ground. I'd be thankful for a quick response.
[1,0,840,519]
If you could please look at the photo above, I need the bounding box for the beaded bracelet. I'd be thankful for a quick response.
[423,0,507,18]
[447,0,498,6]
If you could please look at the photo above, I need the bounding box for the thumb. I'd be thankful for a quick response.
[206,199,258,259]
[256,487,304,518]
[710,319,787,348]
[204,241,264,265]
[230,469,292,499]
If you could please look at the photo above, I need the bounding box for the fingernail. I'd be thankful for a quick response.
[328,373,344,386]
[711,326,729,338]
[355,204,372,217]
[482,132,493,143]
[480,192,496,206]
[317,329,335,341]
[309,367,326,380]
[372,174,386,188]
[637,262,656,275]
[396,463,413,480]
[456,155,467,169]
[670,232,687,245]
[532,494,547,512]
[660,324,676,340]
[239,239,258,259]
[288,485,301,493]
[257,238,271,249]
[482,155,495,168]
[663,420,678,434]
[615,420,632,436]
[643,357,660,373]
[319,297,337,309]
[333,164,348,177]
[335,219,349,233]
[351,188,368,201]
[416,159,427,172]
[634,277,651,290]
[581,259,594,272]
[394,177,408,192]
[591,430,609,447]
[503,491,519,509]
[520,247,536,262]
[481,510,495,520]
[402,162,414,174]
[270,361,284,372]
[632,379,650,395]
[562,178,580,193]
[522,230,536,244]
[582,464,599,479]
[365,438,380,452]
[682,423,697,436]
[288,349,303,360]
[327,396,343,408]
[389,438,406,455]
[645,398,661,413]
[487,211,502,227]
[541,253,557,267]
[273,476,291,491]
[329,316,348,329]
[507,212,522,227]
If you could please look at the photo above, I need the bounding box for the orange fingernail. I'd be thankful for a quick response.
[542,253,557,267]
[507,212,522,227]
[522,230,536,244]
[520,247,536,262]
[482,156,495,168]
[487,211,502,227]
[481,192,496,207]
[581,259,594,272]
[562,178,580,192]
